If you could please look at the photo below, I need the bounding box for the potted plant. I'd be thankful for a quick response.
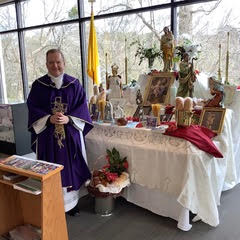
[87,147,130,216]
[131,39,162,70]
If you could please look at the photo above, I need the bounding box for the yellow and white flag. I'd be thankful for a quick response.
[87,12,100,85]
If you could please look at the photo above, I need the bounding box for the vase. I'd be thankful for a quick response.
[148,57,155,71]
[95,195,115,216]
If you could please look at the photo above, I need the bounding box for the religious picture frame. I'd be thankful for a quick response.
[146,116,157,128]
[199,107,226,134]
[143,72,175,106]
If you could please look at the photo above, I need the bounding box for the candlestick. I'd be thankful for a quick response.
[105,53,108,83]
[125,37,128,85]
[218,44,222,82]
[225,32,230,85]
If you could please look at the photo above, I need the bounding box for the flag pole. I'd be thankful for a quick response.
[87,0,100,87]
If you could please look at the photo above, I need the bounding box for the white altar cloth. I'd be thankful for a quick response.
[85,109,238,230]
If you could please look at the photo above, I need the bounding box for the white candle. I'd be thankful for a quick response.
[227,32,230,52]
[218,44,222,82]
[225,32,230,85]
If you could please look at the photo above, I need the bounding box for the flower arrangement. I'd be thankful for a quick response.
[104,148,128,177]
[88,148,129,196]
[174,35,201,62]
[131,39,162,69]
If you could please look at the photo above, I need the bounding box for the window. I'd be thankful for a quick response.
[0,3,16,32]
[177,1,240,85]
[84,0,170,17]
[24,23,82,88]
[20,0,78,28]
[85,9,170,85]
[0,33,23,103]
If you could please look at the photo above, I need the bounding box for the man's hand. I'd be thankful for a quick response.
[50,112,69,125]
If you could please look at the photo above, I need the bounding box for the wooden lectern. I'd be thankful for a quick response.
[0,156,68,240]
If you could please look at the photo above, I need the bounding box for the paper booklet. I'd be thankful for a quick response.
[0,155,61,175]
[13,178,41,195]
[2,172,22,181]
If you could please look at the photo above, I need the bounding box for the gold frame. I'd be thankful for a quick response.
[143,72,175,106]
[199,107,226,134]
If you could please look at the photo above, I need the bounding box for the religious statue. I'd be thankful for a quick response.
[89,85,99,121]
[114,105,124,119]
[134,89,144,121]
[204,78,224,107]
[107,63,123,100]
[176,53,196,98]
[160,26,174,72]
[104,101,114,122]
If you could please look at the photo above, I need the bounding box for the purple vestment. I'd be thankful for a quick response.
[27,74,93,190]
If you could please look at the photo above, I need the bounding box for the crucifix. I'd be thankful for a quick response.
[51,97,68,148]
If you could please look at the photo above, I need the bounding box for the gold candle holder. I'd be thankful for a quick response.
[98,100,106,121]
[151,104,161,125]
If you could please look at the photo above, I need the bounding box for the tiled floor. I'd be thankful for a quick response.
[1,152,240,240]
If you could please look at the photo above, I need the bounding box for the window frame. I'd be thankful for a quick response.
[0,0,217,102]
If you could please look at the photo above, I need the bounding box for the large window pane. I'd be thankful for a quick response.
[0,4,17,32]
[0,33,23,103]
[177,0,240,86]
[84,0,170,17]
[24,23,82,88]
[21,0,78,28]
[85,9,170,86]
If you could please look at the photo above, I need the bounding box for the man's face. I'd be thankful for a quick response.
[46,52,65,77]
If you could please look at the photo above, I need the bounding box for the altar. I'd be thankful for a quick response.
[85,101,240,230]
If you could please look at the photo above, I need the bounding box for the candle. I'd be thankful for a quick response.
[218,44,222,82]
[151,104,161,117]
[225,32,230,85]
[151,104,161,125]
[98,100,106,121]
[227,32,230,52]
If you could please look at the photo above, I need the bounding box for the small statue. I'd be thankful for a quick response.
[134,89,144,120]
[89,85,99,121]
[99,83,104,93]
[104,101,114,122]
[204,79,224,107]
[176,53,196,98]
[107,63,123,100]
[114,105,124,119]
[160,26,174,72]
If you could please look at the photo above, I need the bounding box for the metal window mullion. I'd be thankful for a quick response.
[171,0,177,36]
[15,0,28,100]
[78,0,87,93]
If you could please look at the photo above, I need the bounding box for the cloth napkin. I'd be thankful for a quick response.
[164,124,223,158]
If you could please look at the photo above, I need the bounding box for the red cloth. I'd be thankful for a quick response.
[164,125,223,158]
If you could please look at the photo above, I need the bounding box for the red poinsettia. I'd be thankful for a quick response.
[101,148,128,183]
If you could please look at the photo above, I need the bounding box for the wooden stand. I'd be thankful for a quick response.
[0,156,68,240]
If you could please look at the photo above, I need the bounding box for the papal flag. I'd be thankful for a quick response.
[87,11,100,85]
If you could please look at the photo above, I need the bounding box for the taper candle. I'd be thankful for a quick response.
[225,32,230,85]
[218,44,222,82]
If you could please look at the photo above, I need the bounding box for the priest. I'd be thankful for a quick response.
[27,49,93,216]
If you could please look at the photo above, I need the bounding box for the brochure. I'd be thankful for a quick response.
[13,178,41,195]
[1,155,61,175]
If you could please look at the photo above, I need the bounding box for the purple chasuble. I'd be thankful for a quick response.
[27,74,93,190]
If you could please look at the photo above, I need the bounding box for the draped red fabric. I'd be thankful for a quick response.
[164,124,223,158]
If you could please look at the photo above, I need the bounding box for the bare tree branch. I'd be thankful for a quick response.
[97,3,161,41]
